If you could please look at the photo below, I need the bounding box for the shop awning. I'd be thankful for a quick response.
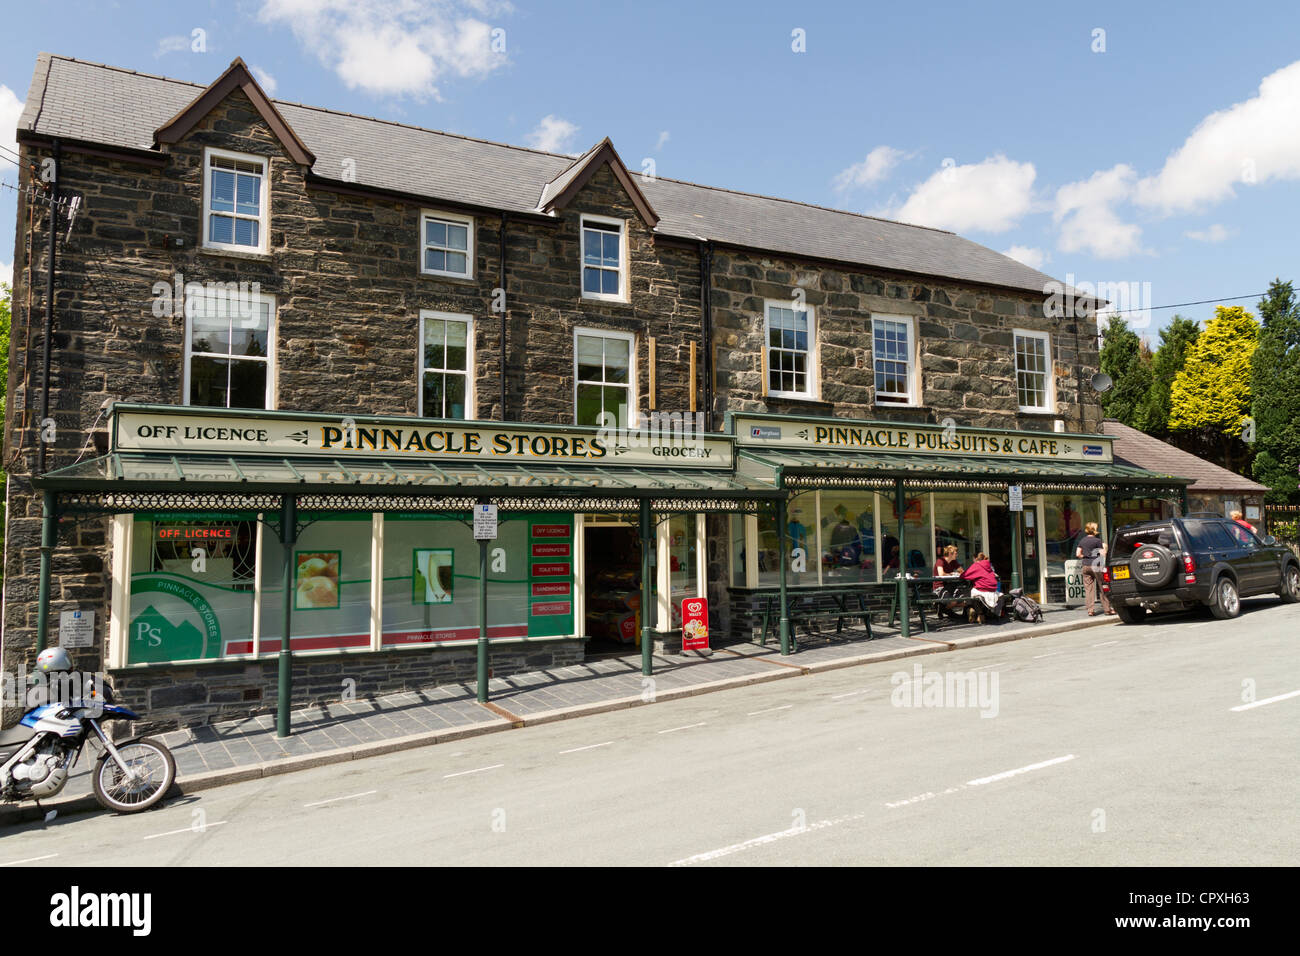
[35,452,783,514]
[738,448,1192,495]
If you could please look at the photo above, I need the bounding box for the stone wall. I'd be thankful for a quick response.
[708,250,1104,433]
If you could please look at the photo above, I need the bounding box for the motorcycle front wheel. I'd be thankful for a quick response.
[92,737,176,813]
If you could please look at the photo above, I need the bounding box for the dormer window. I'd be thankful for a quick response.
[581,215,626,301]
[203,148,268,253]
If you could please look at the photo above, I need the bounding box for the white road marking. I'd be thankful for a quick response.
[669,813,864,866]
[657,722,707,734]
[1092,640,1120,647]
[559,741,613,754]
[831,690,870,699]
[0,853,58,866]
[747,705,793,716]
[1189,620,1218,628]
[1032,651,1064,659]
[976,661,1009,669]
[303,790,377,808]
[966,754,1076,786]
[1230,689,1300,712]
[143,821,228,840]
[443,764,504,778]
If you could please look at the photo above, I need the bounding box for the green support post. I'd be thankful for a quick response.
[1178,486,1188,518]
[35,491,57,654]
[276,495,297,738]
[777,495,791,656]
[477,535,489,702]
[640,499,654,677]
[895,479,909,639]
[1010,507,1023,592]
[1104,487,1115,538]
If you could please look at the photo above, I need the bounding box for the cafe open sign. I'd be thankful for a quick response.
[681,597,709,650]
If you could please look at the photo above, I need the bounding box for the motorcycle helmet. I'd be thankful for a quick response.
[36,646,73,674]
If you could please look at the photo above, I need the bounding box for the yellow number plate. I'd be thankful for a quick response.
[1112,566,1130,580]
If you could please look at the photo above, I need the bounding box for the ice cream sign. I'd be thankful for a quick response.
[681,597,709,651]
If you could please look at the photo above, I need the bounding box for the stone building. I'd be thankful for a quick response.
[3,54,1187,730]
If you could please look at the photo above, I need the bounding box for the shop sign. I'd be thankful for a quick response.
[733,414,1114,463]
[1063,560,1085,607]
[156,525,234,541]
[681,597,709,650]
[114,407,734,467]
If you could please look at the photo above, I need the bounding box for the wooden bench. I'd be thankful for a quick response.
[888,576,975,633]
[759,587,876,650]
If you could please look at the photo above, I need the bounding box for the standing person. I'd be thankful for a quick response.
[1230,510,1256,534]
[1076,521,1113,616]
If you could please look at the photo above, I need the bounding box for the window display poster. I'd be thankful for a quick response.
[295,551,341,610]
[528,515,573,637]
[412,548,454,604]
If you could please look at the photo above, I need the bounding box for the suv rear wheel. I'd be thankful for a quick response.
[1281,564,1300,604]
[1115,604,1146,624]
[1209,577,1241,620]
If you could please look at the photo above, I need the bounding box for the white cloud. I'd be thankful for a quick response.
[833,145,906,191]
[1002,245,1048,270]
[250,65,278,97]
[258,0,512,99]
[655,130,670,151]
[1053,164,1145,259]
[154,35,190,57]
[526,115,579,154]
[0,260,12,289]
[892,155,1036,233]
[1135,59,1300,214]
[0,84,22,167]
[1184,224,1233,242]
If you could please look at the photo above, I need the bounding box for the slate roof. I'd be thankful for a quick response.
[18,53,1072,296]
[1102,420,1269,493]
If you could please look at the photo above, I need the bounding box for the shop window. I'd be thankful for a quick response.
[730,514,748,587]
[872,315,917,405]
[667,514,700,629]
[380,513,572,646]
[765,301,816,398]
[885,493,931,577]
[420,210,474,278]
[259,515,374,653]
[575,328,634,427]
[932,494,984,569]
[126,516,257,664]
[204,149,267,253]
[580,216,625,300]
[819,492,877,583]
[1014,330,1054,412]
[185,290,275,409]
[420,311,473,419]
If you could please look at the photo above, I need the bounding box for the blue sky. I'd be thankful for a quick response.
[3,0,1299,340]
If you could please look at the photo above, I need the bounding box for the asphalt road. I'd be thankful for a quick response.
[3,597,1297,866]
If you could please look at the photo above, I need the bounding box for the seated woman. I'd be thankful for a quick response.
[882,544,902,577]
[932,545,966,619]
[959,552,1006,622]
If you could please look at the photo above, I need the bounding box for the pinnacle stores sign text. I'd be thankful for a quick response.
[113,409,733,467]
[734,416,1113,463]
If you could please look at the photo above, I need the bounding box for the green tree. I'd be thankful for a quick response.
[1098,314,1152,426]
[1169,305,1259,474]
[1249,279,1300,503]
[1135,314,1200,435]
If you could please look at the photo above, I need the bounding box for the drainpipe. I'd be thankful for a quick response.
[499,212,508,421]
[699,241,714,432]
[34,490,57,653]
[477,498,490,703]
[37,140,61,476]
[276,494,298,737]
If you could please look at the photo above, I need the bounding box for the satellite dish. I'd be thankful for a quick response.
[1091,372,1113,393]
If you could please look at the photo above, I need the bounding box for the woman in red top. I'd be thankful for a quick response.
[960,553,1005,621]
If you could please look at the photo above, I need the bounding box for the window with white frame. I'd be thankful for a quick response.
[580,216,625,300]
[1014,330,1054,412]
[420,311,473,419]
[765,301,816,398]
[420,211,474,278]
[574,328,633,426]
[872,315,917,404]
[204,149,268,252]
[185,289,275,409]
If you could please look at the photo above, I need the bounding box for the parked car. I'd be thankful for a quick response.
[1103,516,1300,623]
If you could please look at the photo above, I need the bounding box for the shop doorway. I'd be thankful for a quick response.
[984,501,1044,601]
[582,517,645,654]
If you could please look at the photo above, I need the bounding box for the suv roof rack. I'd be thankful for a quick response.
[1183,512,1225,519]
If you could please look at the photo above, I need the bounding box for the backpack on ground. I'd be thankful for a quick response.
[1009,588,1043,623]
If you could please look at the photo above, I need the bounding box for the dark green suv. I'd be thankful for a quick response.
[1103,517,1300,624]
